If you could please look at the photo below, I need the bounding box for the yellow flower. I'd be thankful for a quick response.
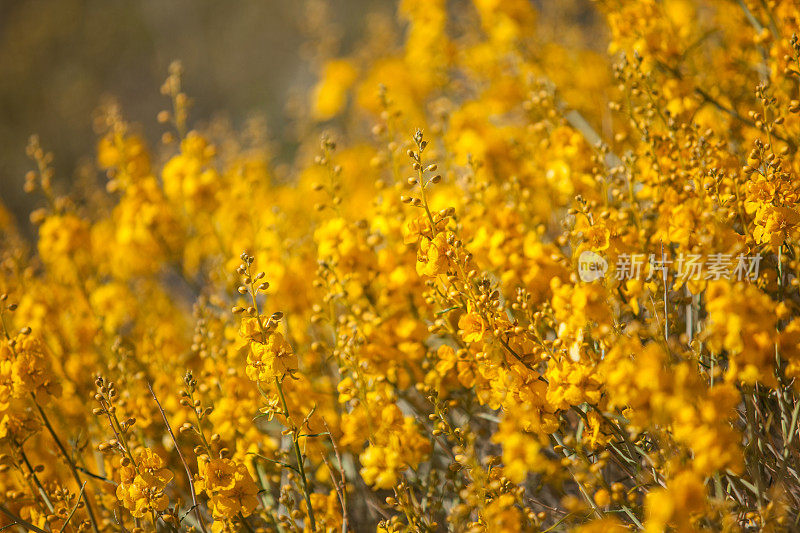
[115,449,173,518]
[162,132,219,213]
[5,334,60,401]
[705,280,777,386]
[500,431,540,483]
[122,476,170,518]
[238,316,264,342]
[8,2,800,530]
[37,214,92,280]
[753,205,800,250]
[136,448,174,489]
[311,59,358,120]
[198,458,260,520]
[209,474,260,518]
[200,457,238,492]
[644,471,706,533]
[97,132,151,182]
[359,444,402,489]
[416,232,451,277]
[458,312,486,343]
[245,331,298,382]
[482,493,523,533]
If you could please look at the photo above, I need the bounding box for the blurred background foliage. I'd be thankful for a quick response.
[0,0,603,235]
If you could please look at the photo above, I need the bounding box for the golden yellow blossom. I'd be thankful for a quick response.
[245,331,298,382]
[4,1,800,530]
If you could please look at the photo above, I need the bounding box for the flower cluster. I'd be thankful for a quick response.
[3,1,800,531]
[195,457,259,527]
[116,449,174,519]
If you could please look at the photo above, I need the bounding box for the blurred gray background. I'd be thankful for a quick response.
[0,0,602,233]
[0,0,391,230]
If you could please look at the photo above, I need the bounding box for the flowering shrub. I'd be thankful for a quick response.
[2,1,800,531]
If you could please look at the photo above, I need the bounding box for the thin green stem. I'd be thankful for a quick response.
[275,377,317,531]
[31,396,100,533]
